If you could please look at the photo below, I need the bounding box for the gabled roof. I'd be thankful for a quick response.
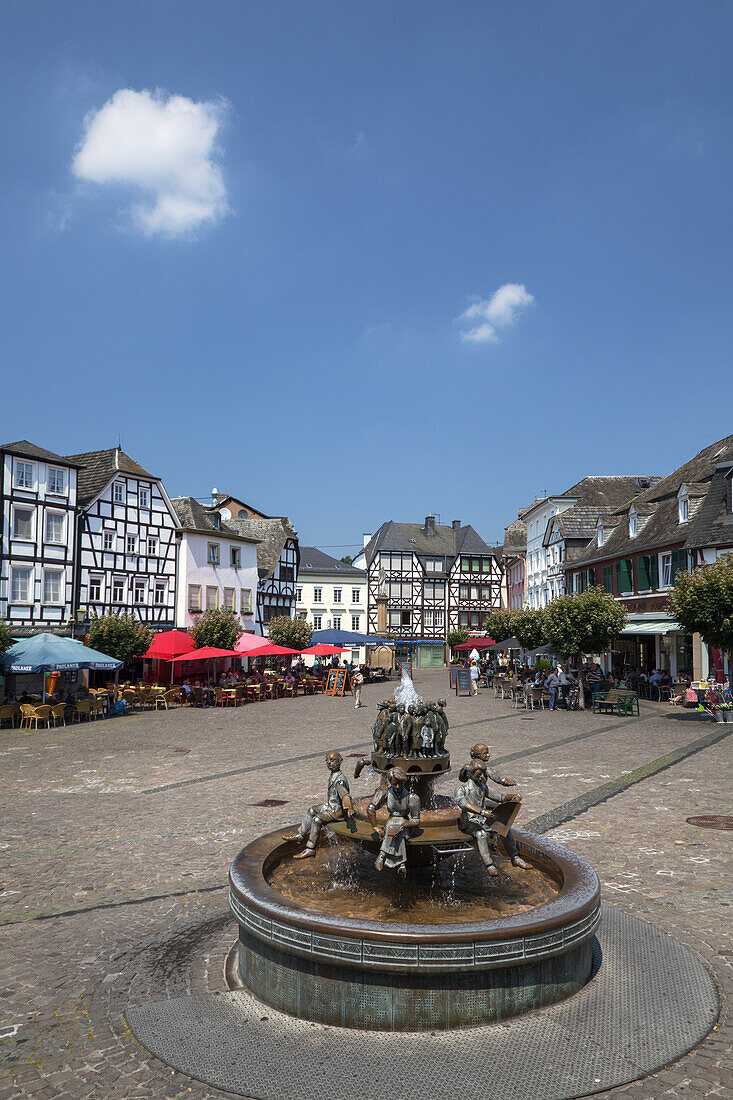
[361,518,497,565]
[502,515,527,557]
[64,447,157,506]
[171,497,257,543]
[299,547,365,577]
[684,465,733,551]
[1,440,78,465]
[225,516,298,579]
[559,475,659,507]
[213,494,269,520]
[571,434,733,566]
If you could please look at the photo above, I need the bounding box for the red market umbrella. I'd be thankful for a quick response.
[453,638,496,651]
[234,634,272,654]
[144,630,196,659]
[300,644,350,656]
[248,643,301,657]
[170,646,240,662]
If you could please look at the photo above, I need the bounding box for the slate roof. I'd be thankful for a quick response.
[1,440,78,465]
[502,516,527,558]
[299,547,365,577]
[559,475,659,507]
[685,466,733,550]
[361,518,497,567]
[171,497,256,543]
[571,434,733,566]
[225,516,298,580]
[64,447,157,506]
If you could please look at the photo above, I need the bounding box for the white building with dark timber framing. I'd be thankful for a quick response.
[65,447,179,628]
[0,440,79,635]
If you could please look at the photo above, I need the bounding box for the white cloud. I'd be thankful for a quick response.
[458,283,534,344]
[72,88,229,237]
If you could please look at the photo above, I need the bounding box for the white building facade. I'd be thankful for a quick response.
[523,497,568,609]
[172,497,259,633]
[67,448,179,627]
[0,441,79,633]
[295,547,367,663]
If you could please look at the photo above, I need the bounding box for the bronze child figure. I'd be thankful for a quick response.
[283,751,353,859]
[469,743,530,870]
[367,766,420,878]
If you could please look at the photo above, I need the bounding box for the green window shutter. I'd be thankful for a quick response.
[603,565,613,593]
[638,556,650,592]
[670,549,686,583]
[649,554,659,589]
[616,559,632,594]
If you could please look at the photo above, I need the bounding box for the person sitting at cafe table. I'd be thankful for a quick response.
[180,680,192,700]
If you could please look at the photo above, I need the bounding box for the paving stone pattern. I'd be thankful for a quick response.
[1,671,731,1098]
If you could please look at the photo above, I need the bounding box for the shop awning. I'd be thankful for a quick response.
[620,619,682,636]
[0,632,123,673]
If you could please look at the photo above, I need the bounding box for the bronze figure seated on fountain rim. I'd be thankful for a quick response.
[455,761,530,876]
[367,766,421,878]
[282,751,353,858]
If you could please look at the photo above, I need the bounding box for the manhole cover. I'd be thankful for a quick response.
[686,815,733,830]
[252,798,289,808]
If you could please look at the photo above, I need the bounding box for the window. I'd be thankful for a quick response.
[45,512,64,544]
[223,588,235,610]
[188,584,202,611]
[126,535,136,554]
[388,610,401,628]
[603,565,613,593]
[14,461,34,489]
[103,531,114,551]
[459,583,468,600]
[13,506,34,540]
[425,557,442,572]
[280,565,295,583]
[206,586,218,609]
[112,578,125,603]
[678,493,689,524]
[134,580,146,605]
[597,526,605,548]
[660,552,672,588]
[434,608,444,628]
[230,547,241,568]
[401,610,411,627]
[113,482,125,503]
[575,568,594,594]
[424,581,445,601]
[615,560,633,595]
[470,585,479,600]
[296,587,303,602]
[333,587,342,604]
[638,555,659,592]
[380,552,410,571]
[388,581,412,600]
[312,614,322,630]
[670,548,687,584]
[47,467,65,495]
[89,576,102,602]
[154,581,166,605]
[629,511,637,539]
[351,615,360,631]
[139,487,150,508]
[461,557,470,572]
[147,536,158,556]
[207,543,220,565]
[351,588,360,603]
[424,609,433,627]
[458,611,469,627]
[10,567,32,602]
[333,615,341,630]
[240,589,252,614]
[313,587,323,603]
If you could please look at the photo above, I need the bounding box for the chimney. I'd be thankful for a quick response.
[211,486,219,507]
[452,519,461,530]
[425,515,436,534]
[363,532,372,548]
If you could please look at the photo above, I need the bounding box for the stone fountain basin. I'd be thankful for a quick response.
[229,828,601,1030]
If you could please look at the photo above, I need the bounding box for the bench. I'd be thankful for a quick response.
[592,688,639,716]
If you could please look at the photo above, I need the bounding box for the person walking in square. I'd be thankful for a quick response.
[352,665,365,709]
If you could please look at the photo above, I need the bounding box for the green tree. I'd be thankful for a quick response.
[512,607,548,651]
[484,609,517,642]
[267,615,312,650]
[669,553,733,661]
[340,555,353,565]
[447,628,469,651]
[87,614,153,664]
[0,618,13,657]
[188,608,243,650]
[544,588,627,707]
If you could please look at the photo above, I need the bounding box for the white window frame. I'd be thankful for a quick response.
[206,585,218,610]
[10,566,32,603]
[45,510,65,544]
[47,467,66,496]
[126,535,137,554]
[113,481,125,504]
[89,576,103,602]
[188,584,202,611]
[103,531,115,551]
[296,586,303,602]
[597,525,604,548]
[333,587,342,604]
[12,505,35,541]
[679,494,689,524]
[434,608,444,628]
[112,577,125,603]
[230,546,241,569]
[207,543,220,565]
[43,569,64,604]
[333,615,341,630]
[133,580,146,605]
[240,588,252,614]
[351,615,360,631]
[312,614,322,630]
[223,587,235,610]
[154,581,166,606]
[313,586,323,603]
[629,509,637,539]
[351,588,360,604]
[147,536,158,556]
[139,487,150,508]
[14,461,35,490]
[660,552,672,588]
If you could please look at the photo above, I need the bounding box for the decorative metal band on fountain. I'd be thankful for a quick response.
[228,669,601,1030]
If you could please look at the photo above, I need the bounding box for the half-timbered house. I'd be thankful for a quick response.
[210,494,299,634]
[353,516,502,667]
[0,441,79,634]
[65,447,179,627]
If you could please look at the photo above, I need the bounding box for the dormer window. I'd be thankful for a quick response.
[678,488,689,524]
[628,509,637,539]
[597,523,605,548]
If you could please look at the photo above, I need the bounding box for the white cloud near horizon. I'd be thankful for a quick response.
[72,88,229,237]
[458,283,534,343]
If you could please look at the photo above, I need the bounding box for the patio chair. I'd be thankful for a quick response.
[156,689,180,710]
[192,687,205,707]
[0,704,18,729]
[90,698,105,720]
[122,690,138,712]
[20,704,38,729]
[234,685,246,706]
[50,703,68,727]
[75,700,92,722]
[529,687,545,710]
[32,705,52,729]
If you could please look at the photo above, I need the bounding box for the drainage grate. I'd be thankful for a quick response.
[252,798,289,808]
[686,815,733,830]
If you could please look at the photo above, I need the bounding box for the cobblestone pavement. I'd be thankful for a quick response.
[1,670,730,1099]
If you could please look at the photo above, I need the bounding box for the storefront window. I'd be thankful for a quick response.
[675,633,693,678]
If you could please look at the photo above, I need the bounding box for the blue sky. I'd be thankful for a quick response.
[2,2,732,551]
